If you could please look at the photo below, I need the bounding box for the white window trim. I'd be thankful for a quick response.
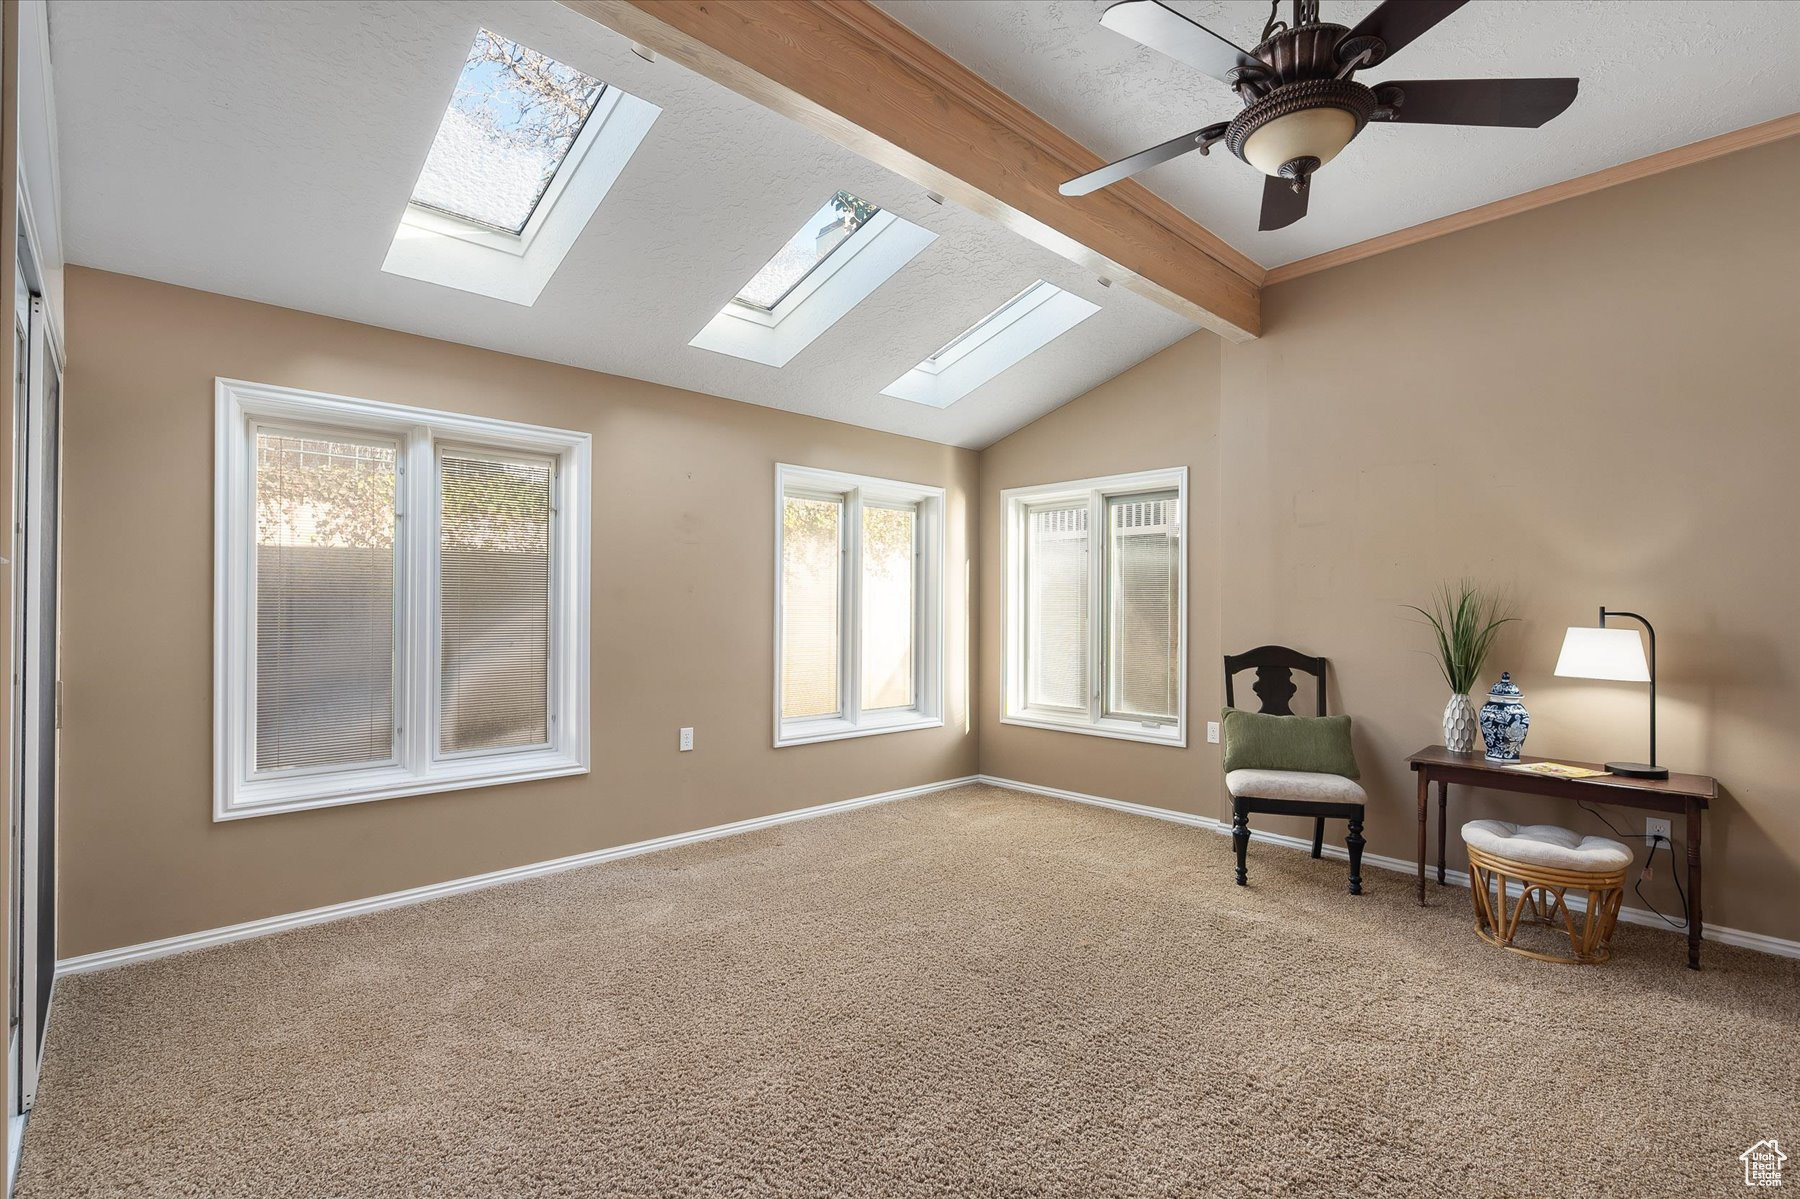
[774,464,944,748]
[882,281,1100,409]
[1000,467,1187,747]
[691,211,936,368]
[381,84,661,306]
[214,378,592,821]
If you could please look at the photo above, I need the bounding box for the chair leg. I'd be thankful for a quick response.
[1231,801,1249,886]
[1310,817,1324,859]
[1345,813,1365,895]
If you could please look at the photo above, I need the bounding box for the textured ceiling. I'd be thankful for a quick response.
[877,0,1800,268]
[49,0,1196,450]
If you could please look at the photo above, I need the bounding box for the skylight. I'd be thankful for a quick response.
[411,30,606,236]
[882,281,1100,409]
[690,203,936,369]
[734,191,880,311]
[921,281,1055,373]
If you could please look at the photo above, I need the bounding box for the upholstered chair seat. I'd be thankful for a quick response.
[1226,769,1367,806]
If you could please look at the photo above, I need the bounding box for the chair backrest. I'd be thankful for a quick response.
[1224,645,1328,717]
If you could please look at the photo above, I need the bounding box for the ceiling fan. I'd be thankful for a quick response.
[1061,0,1579,231]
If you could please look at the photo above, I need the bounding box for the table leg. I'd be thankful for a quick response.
[1415,770,1428,906]
[1687,799,1704,970]
[1436,780,1448,886]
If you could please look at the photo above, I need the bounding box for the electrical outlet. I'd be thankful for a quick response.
[1645,816,1670,847]
[679,727,694,752]
[1206,721,1221,744]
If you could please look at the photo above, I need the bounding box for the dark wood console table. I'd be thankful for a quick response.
[1407,745,1716,969]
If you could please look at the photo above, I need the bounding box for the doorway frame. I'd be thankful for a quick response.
[8,204,62,1185]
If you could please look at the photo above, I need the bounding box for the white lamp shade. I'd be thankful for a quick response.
[1554,626,1651,682]
[1240,107,1358,176]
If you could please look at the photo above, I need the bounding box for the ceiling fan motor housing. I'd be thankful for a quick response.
[1226,22,1376,188]
[1252,22,1349,87]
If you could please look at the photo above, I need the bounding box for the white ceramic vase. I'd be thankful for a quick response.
[1442,692,1478,753]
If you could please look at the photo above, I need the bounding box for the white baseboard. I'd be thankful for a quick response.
[58,772,1798,974]
[977,774,1800,962]
[975,776,1223,831]
[58,775,980,976]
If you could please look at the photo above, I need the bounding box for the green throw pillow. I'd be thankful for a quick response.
[1221,707,1359,779]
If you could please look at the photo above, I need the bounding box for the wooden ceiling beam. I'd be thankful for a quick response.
[559,0,1262,340]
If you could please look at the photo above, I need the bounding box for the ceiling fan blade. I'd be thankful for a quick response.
[1100,0,1259,85]
[1340,0,1468,65]
[1375,78,1580,127]
[1061,122,1228,197]
[1259,175,1309,232]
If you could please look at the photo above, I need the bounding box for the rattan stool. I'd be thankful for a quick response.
[1461,820,1630,964]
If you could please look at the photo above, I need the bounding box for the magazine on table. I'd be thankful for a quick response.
[1503,761,1610,780]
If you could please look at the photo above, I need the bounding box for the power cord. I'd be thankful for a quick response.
[1577,800,1689,930]
[1639,833,1690,931]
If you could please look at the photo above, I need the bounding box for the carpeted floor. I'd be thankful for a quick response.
[17,783,1799,1197]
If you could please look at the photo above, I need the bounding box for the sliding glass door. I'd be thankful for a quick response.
[11,280,61,1115]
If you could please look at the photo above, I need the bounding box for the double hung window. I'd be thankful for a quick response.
[215,379,590,818]
[776,465,943,746]
[1002,469,1186,745]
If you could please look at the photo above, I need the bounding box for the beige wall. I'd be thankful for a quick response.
[983,137,1800,943]
[977,333,1224,819]
[59,268,979,957]
[61,137,1800,958]
[1222,137,1800,941]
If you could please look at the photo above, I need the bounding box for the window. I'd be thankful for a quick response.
[690,194,936,368]
[215,378,590,819]
[735,191,879,311]
[382,31,661,305]
[882,281,1099,408]
[411,30,606,235]
[1002,468,1186,745]
[253,431,399,773]
[775,465,943,746]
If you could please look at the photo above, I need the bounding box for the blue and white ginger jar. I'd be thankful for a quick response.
[1479,672,1530,762]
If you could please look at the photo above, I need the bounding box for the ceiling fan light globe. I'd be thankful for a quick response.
[1241,106,1358,176]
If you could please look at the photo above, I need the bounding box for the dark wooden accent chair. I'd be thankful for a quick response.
[1224,645,1366,894]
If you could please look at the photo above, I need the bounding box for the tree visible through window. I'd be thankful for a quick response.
[781,495,841,720]
[218,380,590,818]
[735,191,881,311]
[254,432,397,772]
[411,30,606,234]
[439,453,553,754]
[860,505,915,710]
[775,466,942,745]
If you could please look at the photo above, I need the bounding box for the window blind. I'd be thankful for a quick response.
[782,494,842,719]
[860,503,916,711]
[253,431,397,771]
[1026,502,1089,710]
[438,451,553,754]
[1106,493,1180,722]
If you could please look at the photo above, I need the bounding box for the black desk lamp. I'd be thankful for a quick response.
[1554,607,1668,779]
